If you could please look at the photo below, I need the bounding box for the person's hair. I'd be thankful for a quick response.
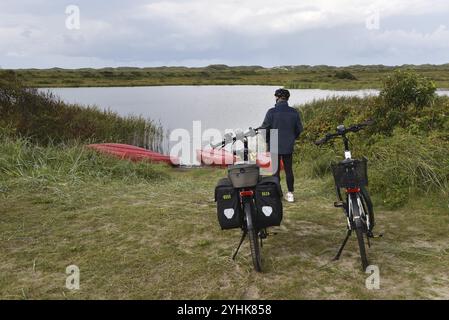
[274,88,290,101]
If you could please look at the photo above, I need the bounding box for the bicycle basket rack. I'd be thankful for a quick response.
[331,158,368,188]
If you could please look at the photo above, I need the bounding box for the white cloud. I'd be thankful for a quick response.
[1,0,449,67]
[139,0,449,35]
[370,25,449,53]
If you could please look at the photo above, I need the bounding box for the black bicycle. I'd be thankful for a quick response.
[213,128,282,272]
[315,119,381,270]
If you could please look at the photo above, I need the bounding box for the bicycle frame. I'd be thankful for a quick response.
[315,120,377,270]
[239,190,256,228]
[338,133,363,228]
[219,129,265,271]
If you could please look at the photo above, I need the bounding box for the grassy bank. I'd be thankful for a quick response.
[6,64,449,90]
[1,136,448,299]
[1,69,448,299]
[0,73,164,150]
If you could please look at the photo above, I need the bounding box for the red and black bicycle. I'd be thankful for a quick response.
[213,128,282,272]
[315,119,381,270]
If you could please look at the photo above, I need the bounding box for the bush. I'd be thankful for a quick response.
[298,95,377,142]
[295,88,449,208]
[374,70,437,134]
[334,70,357,80]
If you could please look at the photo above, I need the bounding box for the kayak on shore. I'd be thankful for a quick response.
[88,143,282,171]
[196,149,283,171]
[195,149,236,167]
[87,143,179,166]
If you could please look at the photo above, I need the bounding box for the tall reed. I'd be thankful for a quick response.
[0,73,164,151]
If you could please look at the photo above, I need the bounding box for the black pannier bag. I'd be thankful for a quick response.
[214,178,242,230]
[255,176,283,229]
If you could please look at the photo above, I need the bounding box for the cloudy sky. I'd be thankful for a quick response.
[1,0,449,68]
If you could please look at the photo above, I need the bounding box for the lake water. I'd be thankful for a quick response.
[45,86,381,133]
[44,86,449,163]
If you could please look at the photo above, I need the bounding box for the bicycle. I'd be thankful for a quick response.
[212,127,282,272]
[315,119,381,270]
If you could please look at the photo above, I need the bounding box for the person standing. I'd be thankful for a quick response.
[261,88,303,202]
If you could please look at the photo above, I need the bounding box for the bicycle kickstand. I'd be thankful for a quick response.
[333,229,352,261]
[232,230,247,260]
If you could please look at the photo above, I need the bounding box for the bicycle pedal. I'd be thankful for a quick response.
[260,232,277,238]
[373,233,384,238]
[367,232,383,239]
[334,201,344,208]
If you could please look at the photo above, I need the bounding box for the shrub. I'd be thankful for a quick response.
[374,70,437,134]
[295,89,449,208]
[334,70,357,80]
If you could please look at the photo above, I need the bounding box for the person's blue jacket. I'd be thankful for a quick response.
[261,100,303,154]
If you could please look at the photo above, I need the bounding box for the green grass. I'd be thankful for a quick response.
[1,70,449,299]
[0,75,164,149]
[294,92,449,209]
[6,64,449,90]
[1,137,449,299]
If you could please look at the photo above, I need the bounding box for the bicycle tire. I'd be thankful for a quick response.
[244,202,262,272]
[350,195,369,270]
[360,187,375,231]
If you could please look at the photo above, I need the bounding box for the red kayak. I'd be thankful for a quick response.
[196,149,236,167]
[87,143,179,166]
[256,152,284,171]
[196,149,283,171]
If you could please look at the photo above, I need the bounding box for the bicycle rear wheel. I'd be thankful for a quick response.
[360,186,375,232]
[244,202,262,272]
[350,195,369,270]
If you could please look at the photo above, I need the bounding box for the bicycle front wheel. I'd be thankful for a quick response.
[351,195,369,271]
[244,202,262,272]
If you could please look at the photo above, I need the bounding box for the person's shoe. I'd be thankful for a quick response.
[285,192,295,203]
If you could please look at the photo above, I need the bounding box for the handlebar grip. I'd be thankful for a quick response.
[348,119,374,132]
[210,141,223,149]
[362,118,374,126]
[210,127,259,149]
[245,127,258,138]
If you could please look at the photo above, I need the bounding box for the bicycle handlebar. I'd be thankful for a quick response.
[314,119,373,146]
[210,127,261,149]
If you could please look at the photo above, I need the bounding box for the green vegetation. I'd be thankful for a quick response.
[1,69,448,299]
[1,135,448,299]
[0,71,164,150]
[0,136,169,188]
[5,64,449,89]
[334,70,358,81]
[296,70,449,208]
